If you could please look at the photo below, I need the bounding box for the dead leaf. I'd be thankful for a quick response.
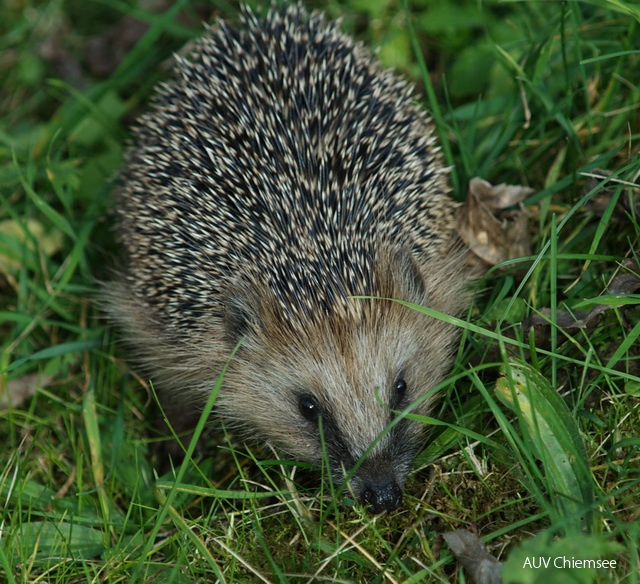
[583,169,639,219]
[0,219,65,274]
[443,529,502,584]
[456,178,533,266]
[466,177,532,210]
[524,257,640,342]
[1,374,52,410]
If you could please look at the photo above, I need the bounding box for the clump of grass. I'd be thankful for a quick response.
[1,0,639,582]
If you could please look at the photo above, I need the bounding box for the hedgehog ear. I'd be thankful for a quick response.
[391,247,427,304]
[223,286,258,347]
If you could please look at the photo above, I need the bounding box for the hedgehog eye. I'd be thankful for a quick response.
[392,378,407,407]
[298,394,321,422]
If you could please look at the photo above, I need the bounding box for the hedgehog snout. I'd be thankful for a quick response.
[346,440,414,512]
[361,477,403,513]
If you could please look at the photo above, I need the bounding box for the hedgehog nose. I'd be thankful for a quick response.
[361,478,403,513]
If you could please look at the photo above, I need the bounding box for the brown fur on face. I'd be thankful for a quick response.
[104,243,470,507]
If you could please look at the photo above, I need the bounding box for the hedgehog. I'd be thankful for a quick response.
[104,3,471,513]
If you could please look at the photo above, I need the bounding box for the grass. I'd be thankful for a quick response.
[1,0,639,582]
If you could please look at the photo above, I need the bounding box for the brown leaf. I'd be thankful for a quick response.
[1,374,53,410]
[524,256,640,344]
[456,178,533,266]
[443,529,502,584]
[608,258,640,296]
[583,169,640,219]
[467,177,533,210]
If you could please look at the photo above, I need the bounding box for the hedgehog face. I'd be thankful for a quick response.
[217,250,465,512]
[283,313,440,513]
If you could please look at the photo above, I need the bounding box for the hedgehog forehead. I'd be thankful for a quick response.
[268,290,420,380]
